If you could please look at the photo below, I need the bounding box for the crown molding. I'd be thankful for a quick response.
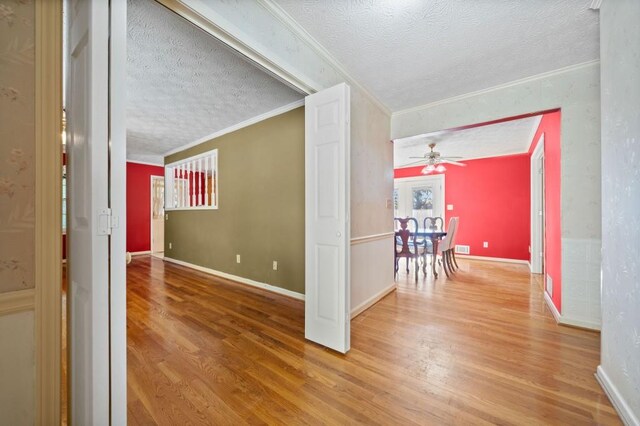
[393,60,601,118]
[589,0,603,11]
[257,0,391,117]
[126,159,164,167]
[163,99,305,158]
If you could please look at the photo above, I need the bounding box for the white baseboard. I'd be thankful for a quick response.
[543,291,601,331]
[130,250,151,256]
[596,366,640,426]
[544,291,562,323]
[351,283,396,319]
[163,257,305,301]
[456,254,530,265]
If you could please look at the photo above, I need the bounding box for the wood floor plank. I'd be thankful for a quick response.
[124,256,620,425]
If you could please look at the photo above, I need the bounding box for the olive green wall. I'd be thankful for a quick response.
[164,107,305,294]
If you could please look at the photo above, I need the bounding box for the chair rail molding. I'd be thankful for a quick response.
[0,289,35,316]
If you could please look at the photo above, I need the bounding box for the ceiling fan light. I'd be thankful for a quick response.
[422,164,436,174]
[435,164,446,173]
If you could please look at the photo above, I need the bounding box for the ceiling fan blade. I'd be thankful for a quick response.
[440,156,463,160]
[398,159,429,167]
[408,156,427,159]
[441,159,466,166]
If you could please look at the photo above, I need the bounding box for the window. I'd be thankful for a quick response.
[165,149,218,210]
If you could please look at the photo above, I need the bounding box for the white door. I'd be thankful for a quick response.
[305,83,350,353]
[394,175,445,226]
[151,176,165,254]
[66,0,127,424]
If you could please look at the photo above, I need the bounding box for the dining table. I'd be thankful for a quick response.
[395,228,447,278]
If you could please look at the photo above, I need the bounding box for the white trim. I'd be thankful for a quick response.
[257,0,391,117]
[163,256,305,301]
[544,291,562,323]
[351,283,396,319]
[129,251,151,256]
[163,99,305,157]
[526,115,543,151]
[0,289,35,316]
[350,232,394,245]
[559,316,601,331]
[530,135,545,274]
[392,60,600,118]
[543,292,601,331]
[126,159,164,167]
[456,254,530,265]
[596,366,640,426]
[589,0,603,11]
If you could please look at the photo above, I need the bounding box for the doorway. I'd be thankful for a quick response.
[150,176,164,257]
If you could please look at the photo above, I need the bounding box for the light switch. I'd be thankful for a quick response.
[447,204,454,211]
[483,242,489,248]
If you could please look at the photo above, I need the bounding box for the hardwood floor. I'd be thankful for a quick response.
[126,256,619,425]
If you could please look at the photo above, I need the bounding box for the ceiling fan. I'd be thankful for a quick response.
[402,143,465,174]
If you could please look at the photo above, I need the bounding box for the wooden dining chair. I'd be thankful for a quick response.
[437,217,458,278]
[394,217,422,282]
[424,216,444,231]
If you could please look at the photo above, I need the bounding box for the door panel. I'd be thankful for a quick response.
[305,83,350,353]
[67,0,110,423]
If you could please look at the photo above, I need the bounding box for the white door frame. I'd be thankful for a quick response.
[530,135,545,274]
[394,174,446,221]
[150,175,164,254]
[66,0,127,422]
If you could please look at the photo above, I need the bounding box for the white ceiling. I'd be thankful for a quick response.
[127,0,304,164]
[394,115,542,168]
[272,0,600,111]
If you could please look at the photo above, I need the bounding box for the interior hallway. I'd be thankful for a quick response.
[125,256,619,424]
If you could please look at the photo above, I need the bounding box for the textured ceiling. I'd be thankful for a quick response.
[127,0,303,164]
[273,0,600,111]
[394,115,542,168]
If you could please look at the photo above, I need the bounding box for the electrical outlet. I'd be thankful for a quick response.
[483,242,489,248]
[273,261,278,271]
[169,242,172,249]
[236,254,241,264]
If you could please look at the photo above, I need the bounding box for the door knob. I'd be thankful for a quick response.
[336,231,342,237]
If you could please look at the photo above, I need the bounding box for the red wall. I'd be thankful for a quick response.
[127,162,164,253]
[529,111,562,312]
[395,154,531,261]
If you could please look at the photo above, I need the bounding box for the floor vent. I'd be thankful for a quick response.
[455,245,470,254]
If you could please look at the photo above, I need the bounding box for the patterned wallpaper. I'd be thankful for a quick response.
[0,0,35,293]
[600,0,640,422]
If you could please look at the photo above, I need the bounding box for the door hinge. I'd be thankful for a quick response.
[97,208,119,235]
